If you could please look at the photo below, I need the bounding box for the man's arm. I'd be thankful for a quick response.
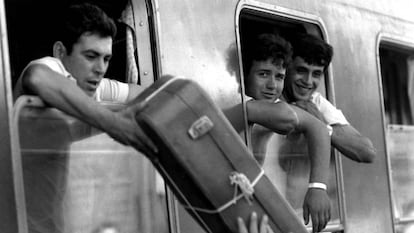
[20,64,156,154]
[331,124,376,163]
[246,100,331,232]
[294,100,376,163]
[246,101,299,134]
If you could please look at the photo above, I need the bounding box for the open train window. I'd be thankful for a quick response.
[379,38,414,233]
[6,0,156,88]
[237,3,344,233]
[6,0,129,86]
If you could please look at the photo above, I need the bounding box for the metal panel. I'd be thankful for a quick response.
[152,0,414,233]
[132,0,157,86]
[154,1,244,232]
[155,0,242,109]
[328,6,404,233]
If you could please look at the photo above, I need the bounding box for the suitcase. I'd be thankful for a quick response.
[133,76,308,233]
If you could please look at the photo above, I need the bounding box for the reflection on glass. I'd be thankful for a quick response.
[18,106,169,233]
[396,222,414,233]
[380,44,414,230]
[387,125,414,222]
[260,128,340,225]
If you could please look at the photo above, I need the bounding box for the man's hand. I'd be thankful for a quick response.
[293,100,326,124]
[237,212,274,233]
[303,188,331,233]
[107,101,158,156]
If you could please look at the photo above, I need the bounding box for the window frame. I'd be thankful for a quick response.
[376,32,414,231]
[235,1,346,232]
[130,0,158,87]
[0,0,27,231]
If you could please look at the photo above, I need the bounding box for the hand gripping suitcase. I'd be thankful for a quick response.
[133,76,308,233]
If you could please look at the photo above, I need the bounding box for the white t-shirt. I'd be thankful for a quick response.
[246,92,348,163]
[14,56,129,103]
[311,92,349,126]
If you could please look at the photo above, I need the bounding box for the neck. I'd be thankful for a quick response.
[282,89,295,103]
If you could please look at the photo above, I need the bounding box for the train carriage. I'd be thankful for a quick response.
[1,0,414,232]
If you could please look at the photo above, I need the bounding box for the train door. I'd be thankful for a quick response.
[378,34,414,233]
[4,0,170,233]
[236,1,345,232]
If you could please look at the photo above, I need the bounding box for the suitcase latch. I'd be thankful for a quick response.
[188,116,214,140]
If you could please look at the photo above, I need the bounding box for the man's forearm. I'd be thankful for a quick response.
[292,105,331,184]
[223,103,246,133]
[246,101,298,135]
[305,123,330,184]
[331,124,376,163]
[23,65,119,134]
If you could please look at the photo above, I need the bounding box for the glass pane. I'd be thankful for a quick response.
[262,131,340,226]
[387,125,414,221]
[380,43,414,230]
[178,205,206,233]
[18,105,169,233]
[396,222,414,233]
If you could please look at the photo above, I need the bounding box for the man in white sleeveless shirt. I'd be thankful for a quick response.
[13,3,158,233]
[13,3,156,154]
[282,33,376,163]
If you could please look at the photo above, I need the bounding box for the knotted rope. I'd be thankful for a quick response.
[184,170,265,214]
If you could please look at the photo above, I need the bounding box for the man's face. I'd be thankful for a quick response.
[285,56,324,101]
[245,58,286,102]
[61,33,112,97]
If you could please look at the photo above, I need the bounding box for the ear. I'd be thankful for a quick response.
[53,41,67,59]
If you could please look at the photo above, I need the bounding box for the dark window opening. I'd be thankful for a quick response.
[5,0,130,88]
[379,43,414,125]
[239,9,328,95]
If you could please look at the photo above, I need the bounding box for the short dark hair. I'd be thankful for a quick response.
[58,3,117,54]
[290,33,333,70]
[242,33,292,75]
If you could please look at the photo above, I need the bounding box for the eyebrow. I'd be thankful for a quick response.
[82,50,112,58]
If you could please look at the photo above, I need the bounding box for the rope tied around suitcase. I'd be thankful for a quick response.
[229,172,255,205]
[183,169,265,214]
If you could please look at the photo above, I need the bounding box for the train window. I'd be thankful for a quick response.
[6,0,156,88]
[6,0,167,233]
[379,40,414,233]
[237,4,344,233]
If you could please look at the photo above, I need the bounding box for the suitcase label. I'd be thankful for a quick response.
[188,115,214,140]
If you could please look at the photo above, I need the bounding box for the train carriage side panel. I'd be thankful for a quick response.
[154,0,246,232]
[153,0,414,233]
